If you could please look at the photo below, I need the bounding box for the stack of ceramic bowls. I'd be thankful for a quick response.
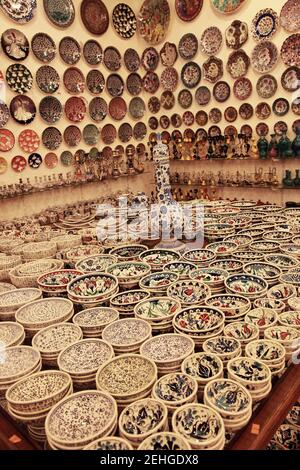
[253,297,285,314]
[183,249,216,267]
[288,297,300,311]
[281,272,300,289]
[224,322,260,352]
[225,274,268,300]
[45,391,118,450]
[267,283,297,306]
[209,258,244,275]
[202,336,242,370]
[243,262,282,287]
[239,228,264,240]
[64,245,104,268]
[152,373,198,417]
[96,354,157,409]
[32,323,83,366]
[204,379,252,433]
[9,259,64,288]
[172,404,225,450]
[140,334,195,376]
[206,241,238,259]
[67,273,119,308]
[110,244,148,261]
[234,250,264,263]
[250,241,281,255]
[139,249,181,272]
[189,268,228,294]
[164,261,197,280]
[0,255,22,282]
[21,241,57,261]
[181,352,223,400]
[139,272,179,296]
[205,294,251,323]
[245,339,286,377]
[0,283,16,294]
[15,298,74,339]
[245,308,278,337]
[37,269,83,297]
[72,307,119,338]
[173,306,225,349]
[0,322,25,348]
[119,398,168,449]
[107,262,151,289]
[75,254,118,274]
[167,280,211,307]
[134,297,181,334]
[205,223,235,241]
[0,346,42,399]
[102,318,152,355]
[0,288,42,321]
[138,432,191,450]
[6,371,72,443]
[52,234,82,251]
[84,437,133,450]
[279,311,300,331]
[110,290,150,316]
[227,357,272,403]
[265,254,299,272]
[58,339,114,390]
[224,233,252,248]
[264,325,299,361]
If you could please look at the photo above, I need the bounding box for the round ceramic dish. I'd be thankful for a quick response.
[209,259,244,274]
[110,245,148,261]
[102,318,152,354]
[253,297,285,314]
[189,268,228,292]
[202,336,242,363]
[280,272,300,288]
[204,378,252,420]
[72,307,119,338]
[183,249,216,266]
[243,262,281,286]
[110,290,150,315]
[0,322,25,348]
[167,280,211,306]
[107,262,151,289]
[245,308,278,335]
[75,255,118,274]
[173,306,225,336]
[224,322,260,347]
[267,283,297,304]
[84,437,133,450]
[265,254,299,271]
[0,346,41,385]
[152,372,198,412]
[288,297,300,311]
[205,294,251,321]
[225,274,268,299]
[67,273,118,304]
[37,269,83,294]
[138,432,191,450]
[227,357,272,390]
[245,339,286,371]
[0,288,42,313]
[139,249,181,271]
[134,297,181,327]
[139,272,179,295]
[163,261,197,280]
[181,353,224,391]
[278,311,300,330]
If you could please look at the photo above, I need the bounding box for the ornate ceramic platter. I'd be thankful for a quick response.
[203,336,241,357]
[59,37,81,65]
[58,339,114,375]
[281,66,300,92]
[11,155,26,172]
[112,3,136,39]
[252,41,278,73]
[181,62,201,89]
[31,33,56,63]
[179,33,198,60]
[255,102,271,120]
[280,0,300,33]
[67,273,118,301]
[203,57,223,83]
[251,8,279,41]
[175,0,203,22]
[65,97,87,123]
[233,77,252,100]
[36,66,60,94]
[1,29,29,61]
[83,40,103,66]
[0,322,24,348]
[129,97,146,119]
[256,74,278,98]
[141,334,194,364]
[43,0,75,28]
[178,89,193,109]
[124,48,140,72]
[161,67,178,92]
[80,0,109,35]
[225,274,268,297]
[160,42,177,66]
[0,0,37,23]
[200,27,222,56]
[213,81,231,103]
[141,47,159,71]
[227,50,250,79]
[173,306,224,333]
[39,96,62,124]
[42,127,62,150]
[211,0,246,15]
[137,0,170,45]
[0,346,41,381]
[226,20,248,49]
[10,96,36,125]
[281,34,300,67]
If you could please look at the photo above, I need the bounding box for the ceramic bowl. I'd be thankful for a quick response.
[267,283,297,304]
[0,288,42,313]
[72,307,119,337]
[263,231,292,243]
[245,339,286,366]
[167,280,211,307]
[202,336,242,362]
[189,268,228,290]
[225,274,268,299]
[0,345,41,385]
[253,297,286,314]
[278,311,300,330]
[64,245,104,266]
[140,334,195,370]
[204,379,252,420]
[83,437,133,450]
[110,244,148,261]
[209,258,243,274]
[183,249,216,266]
[102,318,152,353]
[0,322,25,348]
[243,262,281,286]
[264,325,299,348]
[239,228,264,240]
[134,297,181,326]
[288,297,300,311]
[139,249,181,271]
[205,294,251,320]
[75,254,118,273]
[0,282,17,294]
[234,250,265,262]
[224,322,259,347]
[206,242,238,258]
[224,234,252,248]
[227,357,271,389]
[173,306,225,335]
[181,353,224,387]
[272,424,300,450]
[139,272,179,295]
[37,269,84,294]
[265,254,299,271]
[110,290,150,314]
[107,262,151,289]
[280,243,300,259]
[152,373,198,411]
[137,432,191,450]
[280,272,300,288]
[245,308,278,333]
[67,272,118,302]
[164,261,197,279]
[250,241,280,254]
[220,217,252,231]
[286,404,300,429]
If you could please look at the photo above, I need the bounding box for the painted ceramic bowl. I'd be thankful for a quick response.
[265,254,299,271]
[227,357,271,388]
[205,294,251,319]
[204,379,252,418]
[110,244,148,261]
[107,262,151,288]
[225,274,268,298]
[245,308,278,332]
[139,271,179,294]
[0,346,41,385]
[75,254,118,273]
[243,262,281,285]
[102,318,152,352]
[279,311,300,330]
[280,272,300,287]
[0,288,42,313]
[172,404,225,450]
[139,249,181,271]
[272,424,300,450]
[286,404,300,428]
[37,269,83,293]
[152,373,198,408]
[288,297,300,311]
[0,322,25,348]
[267,283,297,303]
[239,228,264,239]
[224,322,259,345]
[189,268,228,289]
[137,432,191,450]
[140,334,195,369]
[209,258,243,274]
[202,336,242,361]
[205,224,235,239]
[173,306,225,334]
[250,241,280,254]
[234,250,265,262]
[72,307,119,338]
[206,242,238,258]
[263,231,292,242]
[280,243,300,259]
[164,261,197,279]
[224,234,252,248]
[84,437,133,450]
[245,339,285,366]
[183,249,216,266]
[264,325,299,346]
[110,290,150,313]
[253,297,285,314]
[167,280,211,306]
[67,273,118,302]
[181,353,223,385]
[134,297,181,325]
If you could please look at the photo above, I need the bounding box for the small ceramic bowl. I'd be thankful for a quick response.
[206,242,238,258]
[164,261,197,279]
[139,271,179,295]
[253,297,285,314]
[245,339,286,366]
[202,336,242,362]
[181,353,224,387]
[37,269,84,294]
[278,311,300,330]
[234,250,265,262]
[152,373,198,411]
[272,424,300,450]
[264,325,299,346]
[110,244,148,261]
[102,318,152,353]
[67,272,118,303]
[250,241,280,254]
[280,272,300,288]
[265,254,299,272]
[209,258,243,274]
[245,308,278,334]
[204,378,252,420]
[205,294,251,320]
[75,254,118,273]
[224,322,259,347]
[267,283,297,304]
[84,437,133,450]
[72,307,119,338]
[243,262,281,286]
[227,357,271,390]
[225,274,268,299]
[173,306,225,335]
[110,290,150,314]
[107,262,151,289]
[280,243,300,259]
[167,280,211,307]
[134,297,181,326]
[137,432,191,450]
[224,234,253,248]
[139,249,181,271]
[183,249,216,266]
[140,334,195,370]
[189,268,228,290]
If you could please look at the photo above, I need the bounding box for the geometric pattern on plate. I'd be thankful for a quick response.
[58,339,114,374]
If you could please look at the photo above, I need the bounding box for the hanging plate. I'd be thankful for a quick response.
[256,122,269,137]
[63,67,85,94]
[31,33,56,63]
[142,71,160,94]
[64,125,82,147]
[195,86,211,106]
[141,47,159,71]
[161,67,178,92]
[137,0,170,45]
[0,101,10,128]
[0,129,15,151]
[43,0,75,28]
[0,157,7,174]
[0,0,37,23]
[83,40,103,66]
[181,62,201,88]
[281,66,300,92]
[103,47,121,71]
[161,91,175,110]
[1,29,29,61]
[112,3,137,39]
[11,155,27,172]
[118,123,133,143]
[213,81,231,103]
[211,0,247,15]
[124,49,140,72]
[129,97,146,119]
[256,74,278,99]
[273,98,290,117]
[160,42,177,67]
[203,57,223,83]
[60,151,74,166]
[251,41,278,73]
[127,73,142,96]
[133,122,147,141]
[86,70,105,95]
[109,97,127,121]
[39,96,62,124]
[88,97,107,122]
[224,107,238,123]
[251,8,279,41]
[18,129,40,153]
[83,124,100,145]
[200,27,223,56]
[175,0,203,22]
[65,97,87,123]
[239,103,253,120]
[233,77,252,101]
[148,96,161,113]
[281,34,300,67]
[80,0,109,35]
[101,124,117,145]
[10,95,36,125]
[36,66,60,94]
[42,127,62,150]
[28,153,42,169]
[179,33,198,60]
[226,20,248,50]
[6,64,33,94]
[178,89,193,109]
[280,0,300,33]
[106,74,124,97]
[255,102,271,120]
[45,152,58,169]
[227,50,250,79]
[195,110,208,126]
[59,37,81,65]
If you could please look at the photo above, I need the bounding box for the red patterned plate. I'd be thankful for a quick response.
[209,108,222,124]
[160,115,170,129]
[18,129,40,153]
[65,97,87,122]
[224,107,238,123]
[256,122,269,137]
[239,103,254,120]
[224,126,238,138]
[11,155,26,172]
[233,77,252,100]
[80,0,109,35]
[89,97,107,122]
[240,125,253,138]
[45,152,58,169]
[274,121,288,136]
[109,97,127,121]
[133,122,147,140]
[0,129,15,152]
[161,67,178,91]
[64,126,82,147]
[142,71,160,93]
[138,0,170,45]
[196,110,208,126]
[175,0,203,22]
[255,102,271,120]
[183,111,194,126]
[101,124,116,145]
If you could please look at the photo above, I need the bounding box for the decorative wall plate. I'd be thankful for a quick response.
[118,123,132,143]
[112,3,136,39]
[104,47,121,71]
[39,97,62,124]
[10,96,36,125]
[148,96,161,113]
[0,129,15,151]
[43,0,75,28]
[273,98,290,117]
[281,34,300,67]
[227,50,250,79]
[83,124,99,145]
[60,151,74,166]
[63,67,85,94]
[224,107,238,123]
[181,62,201,88]
[42,127,62,150]
[161,67,178,91]
[1,29,29,61]
[0,102,10,128]
[195,86,211,106]
[280,0,300,33]
[240,124,252,138]
[0,157,7,174]
[31,33,56,63]
[149,116,159,130]
[133,122,147,140]
[6,64,33,94]
[86,70,105,95]
[0,0,37,23]
[127,73,142,96]
[160,115,170,129]
[178,89,193,109]
[274,121,288,136]
[211,0,247,15]
[195,110,208,126]
[36,66,60,94]
[160,42,177,66]
[256,74,278,98]
[233,77,252,100]
[182,111,194,126]
[28,153,42,169]
[141,47,159,71]
[129,97,146,119]
[109,97,127,121]
[59,37,81,65]
[80,0,109,35]
[18,129,40,153]
[239,103,253,120]
[161,91,175,110]
[64,126,82,147]
[107,74,124,97]
[251,41,278,73]
[292,98,300,115]
[255,102,271,120]
[175,0,203,21]
[203,57,223,83]
[213,81,231,103]
[45,152,58,169]
[251,8,279,41]
[137,0,170,45]
[225,125,238,138]
[64,97,86,123]
[225,20,248,50]
[281,66,300,92]
[83,40,103,66]
[200,27,222,56]
[256,122,269,137]
[170,113,182,127]
[101,124,117,145]
[11,155,27,172]
[292,119,300,133]
[209,108,222,124]
[124,49,140,72]
[179,33,198,60]
[143,71,160,93]
[88,97,107,122]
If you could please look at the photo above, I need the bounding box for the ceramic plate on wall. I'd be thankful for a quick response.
[6,64,33,94]
[28,153,42,169]
[0,0,37,23]
[161,67,178,92]
[60,151,74,166]
[281,34,300,67]
[112,3,136,39]
[88,97,107,122]
[273,98,290,117]
[11,155,27,172]
[129,97,146,119]
[138,0,170,45]
[83,40,103,66]
[81,0,109,35]
[251,41,278,73]
[59,37,81,65]
[256,74,278,98]
[39,96,62,124]
[0,101,10,128]
[175,0,203,21]
[83,124,99,145]
[0,157,7,174]
[118,123,133,143]
[65,97,87,123]
[179,33,198,60]
[1,29,29,61]
[211,0,247,14]
[227,50,250,78]
[64,125,82,147]
[239,103,253,120]
[42,127,62,150]
[109,97,127,121]
[10,95,36,125]
[148,96,161,113]
[45,152,58,169]
[43,0,75,28]
[141,47,159,71]
[251,8,279,41]
[161,90,175,110]
[280,0,300,33]
[31,33,56,63]
[226,20,248,50]
[181,62,201,88]
[195,86,211,105]
[87,70,105,95]
[0,129,15,151]
[149,116,159,130]
[127,73,142,96]
[209,108,222,124]
[133,122,147,140]
[281,67,300,92]
[195,110,208,126]
[18,129,40,153]
[63,67,85,94]
[104,47,121,71]
[213,81,231,103]
[233,77,252,100]
[101,124,117,145]
[107,74,124,97]
[203,57,223,83]
[178,89,193,109]
[142,71,160,93]
[124,49,140,72]
[160,42,177,66]
[256,122,269,137]
[200,27,222,56]
[36,66,60,94]
[255,102,271,120]
[224,106,238,123]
